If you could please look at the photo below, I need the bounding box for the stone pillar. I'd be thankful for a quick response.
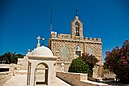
[61,62,64,72]
[98,65,104,78]
[92,65,99,79]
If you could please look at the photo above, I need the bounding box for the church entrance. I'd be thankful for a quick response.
[34,63,48,86]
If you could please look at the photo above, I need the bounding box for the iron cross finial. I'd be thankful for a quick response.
[75,10,78,16]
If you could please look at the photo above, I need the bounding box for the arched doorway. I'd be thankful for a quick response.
[34,63,48,86]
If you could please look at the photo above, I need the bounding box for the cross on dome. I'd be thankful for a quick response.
[37,36,45,48]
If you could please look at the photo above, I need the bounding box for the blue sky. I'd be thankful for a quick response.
[0,0,129,60]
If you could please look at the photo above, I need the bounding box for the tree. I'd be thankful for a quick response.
[81,54,99,71]
[68,53,99,77]
[15,54,24,58]
[0,52,24,64]
[104,40,129,83]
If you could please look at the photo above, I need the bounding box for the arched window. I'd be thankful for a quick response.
[61,46,69,59]
[75,46,81,57]
[87,47,92,55]
[75,22,79,26]
[34,63,48,85]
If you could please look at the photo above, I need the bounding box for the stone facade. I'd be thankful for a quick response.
[48,16,102,71]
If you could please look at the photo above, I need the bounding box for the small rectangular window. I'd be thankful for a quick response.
[76,51,81,57]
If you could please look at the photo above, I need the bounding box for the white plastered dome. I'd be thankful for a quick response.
[31,46,53,57]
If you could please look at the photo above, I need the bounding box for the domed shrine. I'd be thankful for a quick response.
[31,46,53,57]
[26,36,57,86]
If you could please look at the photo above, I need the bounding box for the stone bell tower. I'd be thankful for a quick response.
[71,16,83,40]
[49,14,102,72]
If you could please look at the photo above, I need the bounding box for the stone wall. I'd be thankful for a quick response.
[0,72,12,86]
[56,72,107,86]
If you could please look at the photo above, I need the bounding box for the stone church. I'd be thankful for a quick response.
[48,15,102,71]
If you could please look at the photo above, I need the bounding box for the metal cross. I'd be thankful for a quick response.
[75,10,78,16]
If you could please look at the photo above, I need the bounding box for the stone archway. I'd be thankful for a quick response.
[34,63,48,86]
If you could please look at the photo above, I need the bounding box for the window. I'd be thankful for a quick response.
[75,22,80,36]
[75,46,81,57]
[76,27,79,36]
[61,46,69,59]
[87,47,92,55]
[76,51,81,57]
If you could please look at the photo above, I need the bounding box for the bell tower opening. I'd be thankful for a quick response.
[71,16,83,39]
[75,22,80,36]
[76,27,79,36]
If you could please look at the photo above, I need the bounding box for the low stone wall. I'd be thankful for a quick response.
[56,72,107,86]
[0,72,12,86]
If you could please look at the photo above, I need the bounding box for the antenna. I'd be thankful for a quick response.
[50,5,53,34]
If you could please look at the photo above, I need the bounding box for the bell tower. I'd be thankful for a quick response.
[71,16,83,39]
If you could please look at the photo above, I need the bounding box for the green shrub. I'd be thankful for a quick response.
[68,58,91,73]
[68,54,98,77]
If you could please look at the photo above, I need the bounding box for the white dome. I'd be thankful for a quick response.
[32,46,53,57]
